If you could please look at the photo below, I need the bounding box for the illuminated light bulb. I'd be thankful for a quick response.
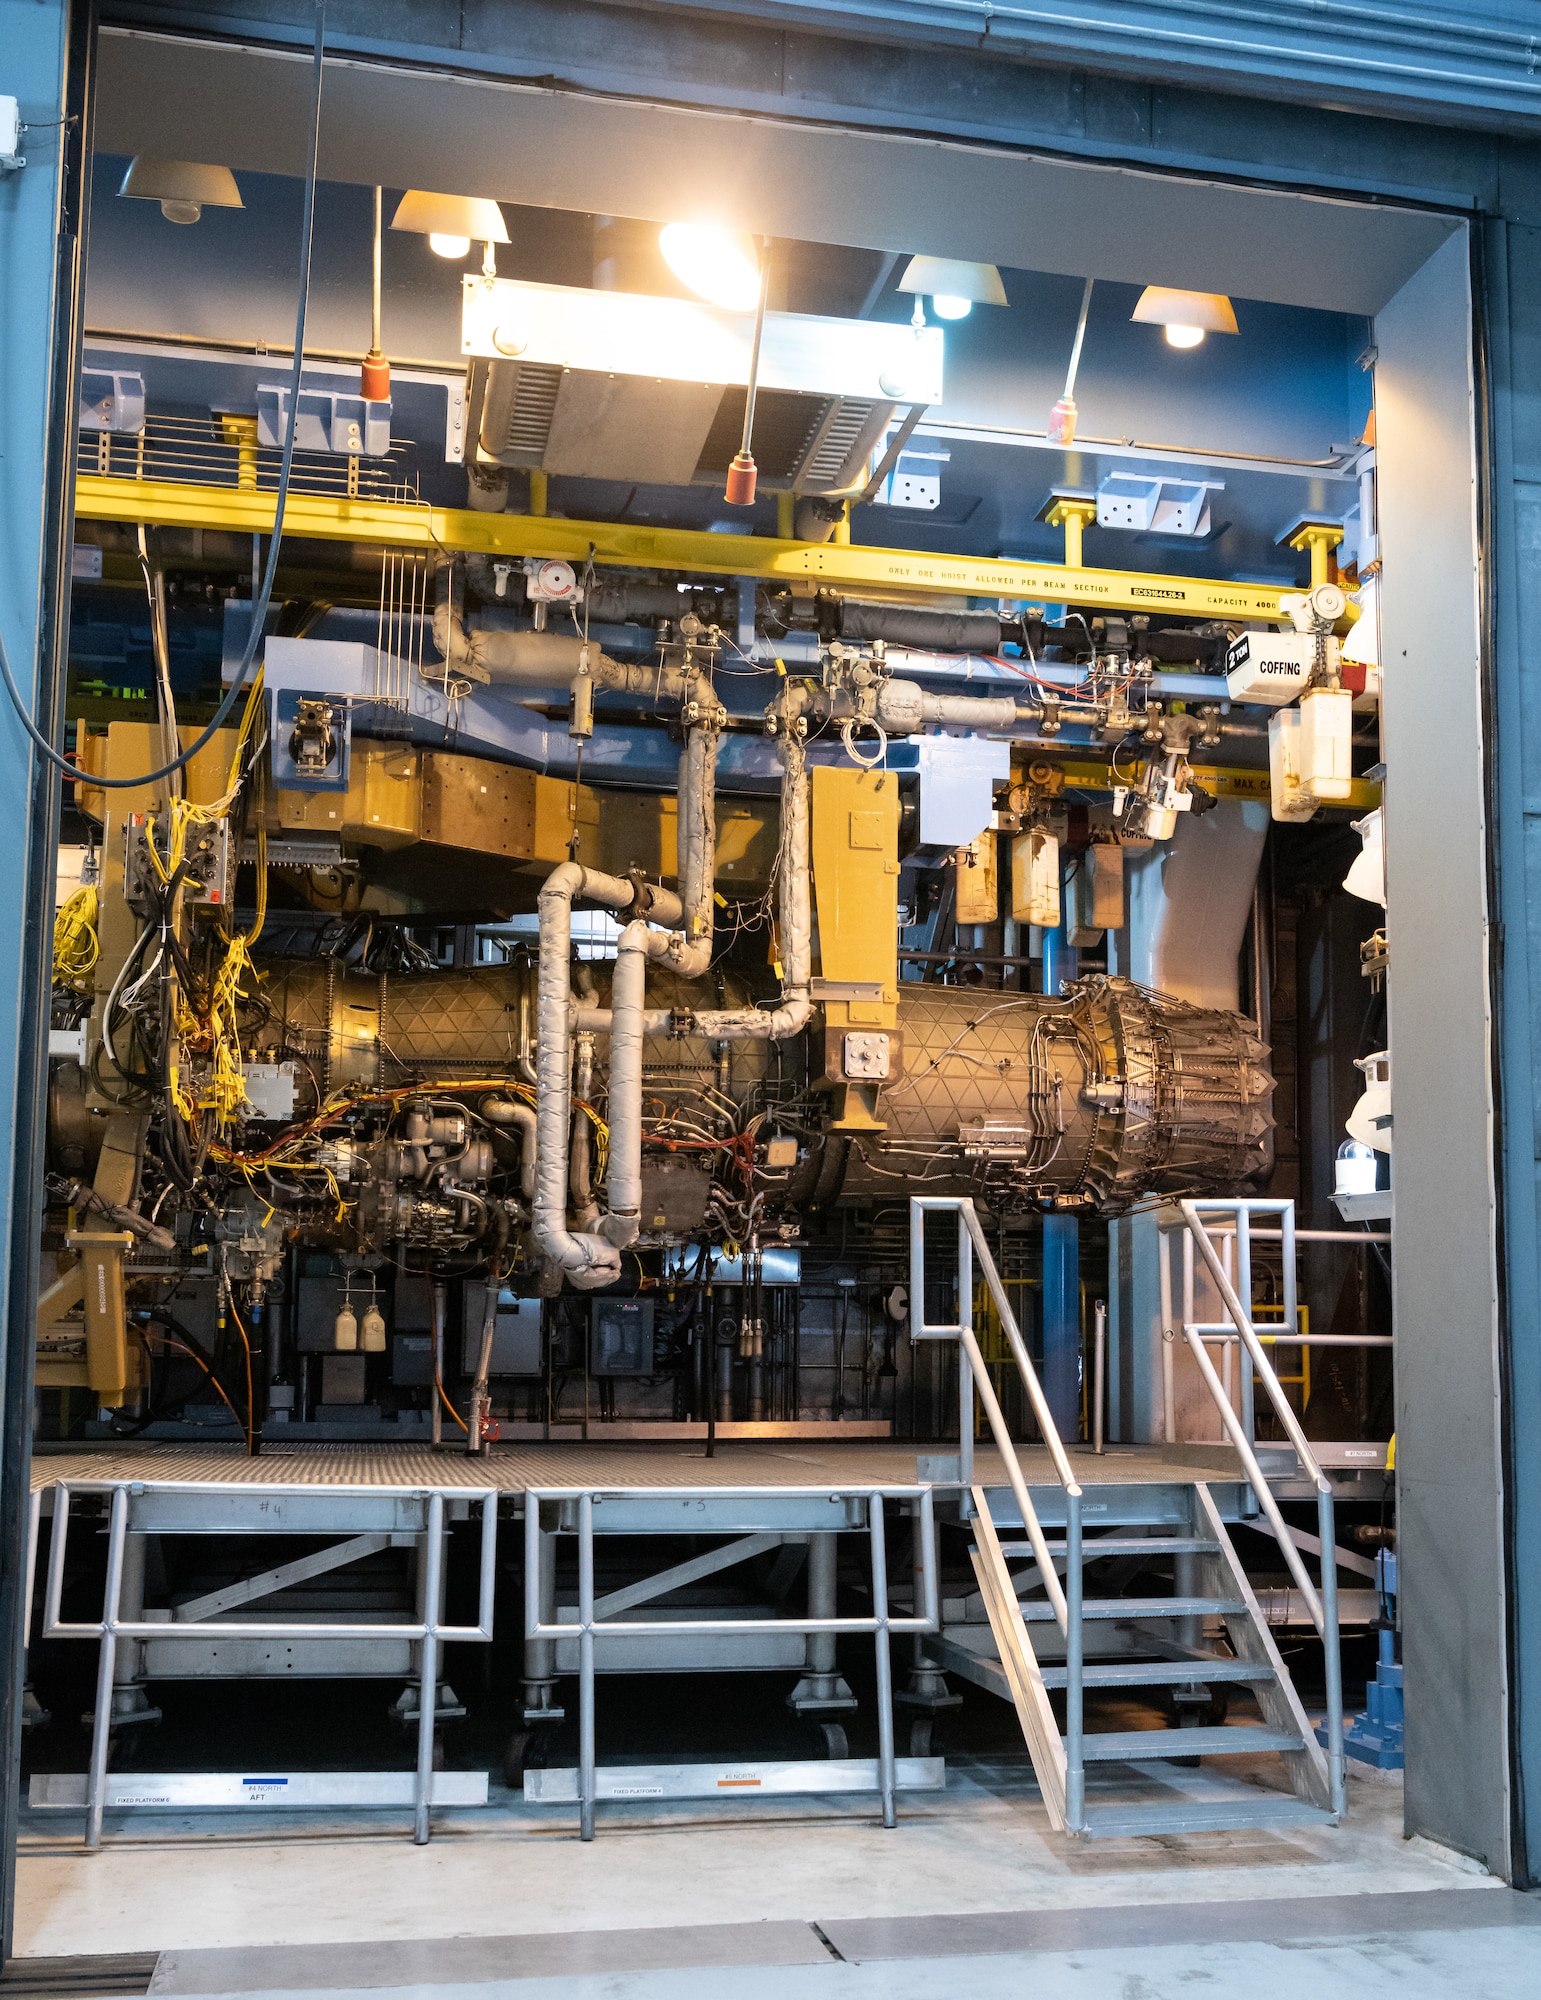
[659,223,762,312]
[932,295,972,320]
[428,232,471,260]
[1164,324,1205,349]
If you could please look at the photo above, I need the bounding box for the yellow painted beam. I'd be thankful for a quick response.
[1052,756,1381,811]
[74,474,1297,623]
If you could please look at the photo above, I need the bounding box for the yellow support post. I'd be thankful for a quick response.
[1287,519,1346,587]
[219,415,259,493]
[529,468,549,517]
[776,489,796,540]
[1042,493,1100,570]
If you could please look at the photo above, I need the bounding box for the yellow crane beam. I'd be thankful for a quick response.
[74,474,1297,623]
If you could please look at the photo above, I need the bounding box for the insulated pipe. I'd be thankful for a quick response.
[874,678,1026,734]
[480,1096,537,1199]
[534,863,635,1288]
[601,921,678,1250]
[687,729,812,1041]
[433,588,694,699]
[570,1034,598,1229]
[595,728,719,1245]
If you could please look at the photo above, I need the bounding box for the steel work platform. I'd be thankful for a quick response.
[27,1437,1385,1497]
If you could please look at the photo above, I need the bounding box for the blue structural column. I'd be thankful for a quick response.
[0,0,91,1958]
[1041,913,1079,996]
[1041,1214,1081,1442]
[1040,914,1081,1439]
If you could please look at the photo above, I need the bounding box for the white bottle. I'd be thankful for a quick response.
[334,1303,358,1351]
[360,1304,386,1353]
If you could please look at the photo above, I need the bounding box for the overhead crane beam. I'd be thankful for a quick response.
[73,475,1298,624]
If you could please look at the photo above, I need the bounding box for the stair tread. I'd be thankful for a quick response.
[1019,1597,1244,1621]
[1040,1660,1276,1688]
[1079,1796,1333,1837]
[1067,1727,1302,1762]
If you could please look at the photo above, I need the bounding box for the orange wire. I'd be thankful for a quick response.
[435,1371,469,1434]
[139,1331,245,1433]
[225,1295,258,1455]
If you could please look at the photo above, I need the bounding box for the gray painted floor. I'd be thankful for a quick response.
[19,1759,1536,1998]
[203,1929,1541,2000]
[127,1892,1541,2000]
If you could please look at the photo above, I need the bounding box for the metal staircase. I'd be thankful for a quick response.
[910,1196,1346,1837]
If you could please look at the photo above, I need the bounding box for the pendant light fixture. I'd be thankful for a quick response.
[1132,286,1238,348]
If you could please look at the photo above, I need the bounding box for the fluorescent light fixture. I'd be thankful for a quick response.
[1131,286,1238,350]
[390,190,509,263]
[118,157,243,225]
[897,256,1008,309]
[658,224,762,312]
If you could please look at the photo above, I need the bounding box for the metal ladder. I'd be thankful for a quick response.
[910,1195,1345,1837]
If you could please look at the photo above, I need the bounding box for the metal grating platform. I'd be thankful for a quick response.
[28,1440,1258,1493]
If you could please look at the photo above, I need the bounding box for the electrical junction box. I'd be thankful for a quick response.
[241,1062,297,1122]
[320,1353,368,1405]
[391,1332,435,1387]
[123,814,231,911]
[1225,631,1316,706]
[461,1287,544,1376]
[257,384,391,457]
[590,1298,655,1376]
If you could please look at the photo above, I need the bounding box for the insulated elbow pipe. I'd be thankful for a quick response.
[534,862,635,1288]
[686,729,812,1041]
[480,1096,537,1200]
[595,726,720,1244]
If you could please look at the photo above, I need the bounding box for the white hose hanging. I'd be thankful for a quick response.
[841,717,887,768]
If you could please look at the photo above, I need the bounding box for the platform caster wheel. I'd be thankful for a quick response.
[907,1716,940,1759]
[815,1721,849,1760]
[503,1727,552,1787]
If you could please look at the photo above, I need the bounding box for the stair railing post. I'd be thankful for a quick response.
[1235,1205,1257,1444]
[869,1494,898,1829]
[1065,1486,1085,1832]
[957,1205,974,1490]
[578,1492,596,1841]
[1158,1225,1177,1445]
[1318,1482,1346,1816]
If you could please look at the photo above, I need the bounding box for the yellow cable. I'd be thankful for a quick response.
[52,885,100,990]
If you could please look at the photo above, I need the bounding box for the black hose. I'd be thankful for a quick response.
[0,3,329,788]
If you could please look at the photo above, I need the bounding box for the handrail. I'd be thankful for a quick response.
[909,1194,1087,1827]
[525,1484,936,1839]
[1174,1200,1346,1817]
[1181,1326,1326,1631]
[909,1197,1081,1633]
[42,1480,497,1850]
[1177,1199,1328,1494]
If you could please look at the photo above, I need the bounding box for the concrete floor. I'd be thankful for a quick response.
[8,1755,1512,1940]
